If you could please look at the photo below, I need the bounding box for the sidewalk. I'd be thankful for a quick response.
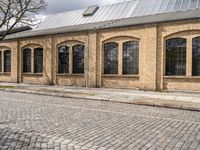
[0,82,200,111]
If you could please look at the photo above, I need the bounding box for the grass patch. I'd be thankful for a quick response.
[0,85,15,89]
[89,93,97,96]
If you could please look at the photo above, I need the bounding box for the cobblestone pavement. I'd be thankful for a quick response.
[0,91,200,150]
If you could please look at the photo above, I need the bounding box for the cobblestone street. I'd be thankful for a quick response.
[0,91,199,150]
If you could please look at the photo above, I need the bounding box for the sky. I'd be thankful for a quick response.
[44,0,129,14]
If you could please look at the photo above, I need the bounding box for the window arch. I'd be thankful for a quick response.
[34,48,43,73]
[166,38,186,76]
[4,50,11,72]
[104,42,118,74]
[123,41,139,75]
[192,36,200,76]
[23,48,31,73]
[73,44,84,74]
[58,45,69,74]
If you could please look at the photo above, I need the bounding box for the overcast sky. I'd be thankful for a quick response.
[45,0,129,14]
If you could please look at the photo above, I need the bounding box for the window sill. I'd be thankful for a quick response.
[57,74,84,76]
[103,74,139,78]
[22,73,43,76]
[121,75,139,78]
[0,73,11,76]
[164,76,200,79]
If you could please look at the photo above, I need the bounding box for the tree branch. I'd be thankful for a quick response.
[0,0,47,41]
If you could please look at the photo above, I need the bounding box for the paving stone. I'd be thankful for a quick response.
[0,91,199,149]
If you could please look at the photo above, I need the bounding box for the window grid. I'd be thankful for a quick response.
[73,44,84,74]
[123,41,139,75]
[104,42,118,74]
[166,38,186,76]
[23,48,31,73]
[58,46,69,74]
[192,37,200,76]
[4,50,11,73]
[34,48,43,73]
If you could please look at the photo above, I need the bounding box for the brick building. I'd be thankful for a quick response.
[1,0,200,91]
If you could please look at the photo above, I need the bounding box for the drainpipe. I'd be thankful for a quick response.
[17,39,20,83]
[51,35,54,85]
[86,31,89,88]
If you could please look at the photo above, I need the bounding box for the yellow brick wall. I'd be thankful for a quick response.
[157,20,200,91]
[0,40,18,82]
[52,32,88,87]
[18,36,53,84]
[1,19,200,91]
[97,25,157,90]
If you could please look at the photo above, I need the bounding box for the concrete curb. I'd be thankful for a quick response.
[1,88,200,112]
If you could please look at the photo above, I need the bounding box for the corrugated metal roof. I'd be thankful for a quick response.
[5,0,200,39]
[36,0,138,30]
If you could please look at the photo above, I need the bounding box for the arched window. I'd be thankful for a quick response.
[73,44,84,74]
[23,48,31,73]
[192,37,200,76]
[166,38,186,76]
[4,50,11,72]
[104,42,118,74]
[123,41,139,75]
[34,48,43,73]
[58,45,69,74]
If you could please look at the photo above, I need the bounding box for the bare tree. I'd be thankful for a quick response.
[0,0,47,40]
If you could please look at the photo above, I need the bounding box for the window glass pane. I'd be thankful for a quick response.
[166,38,186,76]
[4,50,11,72]
[189,0,198,8]
[123,41,139,75]
[73,44,84,74]
[83,6,99,16]
[34,48,43,73]
[192,37,200,76]
[0,51,2,72]
[104,42,118,74]
[23,48,31,73]
[58,46,69,74]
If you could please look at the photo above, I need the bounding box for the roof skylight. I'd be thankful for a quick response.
[83,5,99,17]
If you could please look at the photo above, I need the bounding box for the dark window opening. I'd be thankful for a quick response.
[192,37,200,76]
[58,46,69,74]
[166,38,186,76]
[104,42,118,74]
[4,50,11,72]
[34,48,43,73]
[73,44,84,74]
[123,41,139,75]
[23,48,31,73]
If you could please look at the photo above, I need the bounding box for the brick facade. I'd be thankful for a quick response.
[1,19,200,91]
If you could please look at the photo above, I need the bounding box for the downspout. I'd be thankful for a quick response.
[17,39,20,83]
[86,31,89,88]
[51,35,54,85]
